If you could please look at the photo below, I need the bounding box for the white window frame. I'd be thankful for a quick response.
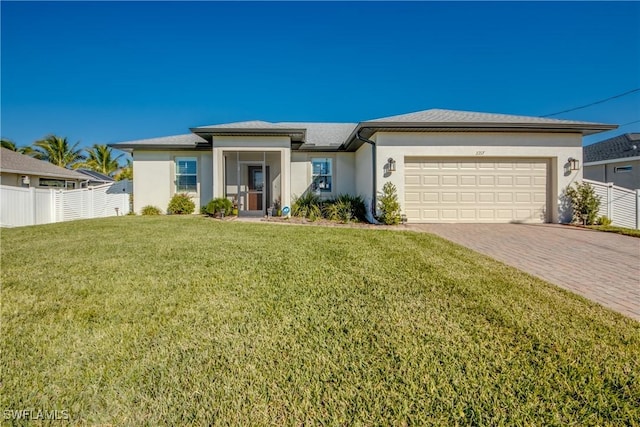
[311,158,333,194]
[175,157,198,193]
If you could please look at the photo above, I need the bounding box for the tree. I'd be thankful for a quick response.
[115,159,133,181]
[1,138,17,151]
[565,182,601,225]
[1,138,35,155]
[377,182,402,225]
[32,135,84,168]
[76,144,124,176]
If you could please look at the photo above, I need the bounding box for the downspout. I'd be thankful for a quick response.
[355,128,378,223]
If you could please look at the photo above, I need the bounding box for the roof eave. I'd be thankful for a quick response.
[1,168,85,180]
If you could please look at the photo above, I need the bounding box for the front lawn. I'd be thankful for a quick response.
[1,216,638,425]
[587,224,640,238]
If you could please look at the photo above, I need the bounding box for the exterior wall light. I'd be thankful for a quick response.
[387,158,396,172]
[568,157,580,171]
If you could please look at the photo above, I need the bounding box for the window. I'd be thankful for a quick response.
[39,178,75,189]
[614,165,632,173]
[312,158,332,193]
[176,157,197,192]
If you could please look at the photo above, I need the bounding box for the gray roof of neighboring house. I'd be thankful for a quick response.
[76,169,114,182]
[584,133,640,163]
[0,147,87,180]
[108,108,617,152]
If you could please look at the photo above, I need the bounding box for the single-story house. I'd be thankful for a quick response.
[584,133,640,189]
[110,109,616,223]
[0,147,87,189]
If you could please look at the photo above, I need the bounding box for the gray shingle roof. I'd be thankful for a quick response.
[192,120,284,130]
[368,108,612,126]
[276,122,356,147]
[110,133,207,150]
[0,148,87,180]
[108,108,617,151]
[584,133,640,163]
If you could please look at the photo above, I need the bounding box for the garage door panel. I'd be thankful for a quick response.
[441,176,458,186]
[422,175,439,186]
[404,157,548,223]
[460,175,477,186]
[497,176,514,186]
[405,175,421,185]
[441,192,457,203]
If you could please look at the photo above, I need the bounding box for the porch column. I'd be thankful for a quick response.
[281,147,291,215]
[212,147,224,198]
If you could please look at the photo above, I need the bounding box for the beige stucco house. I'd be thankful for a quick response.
[110,109,616,223]
[584,133,640,190]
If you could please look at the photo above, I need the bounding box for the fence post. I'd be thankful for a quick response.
[607,182,614,220]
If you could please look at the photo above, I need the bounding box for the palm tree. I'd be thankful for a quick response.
[1,138,17,151]
[75,144,124,176]
[115,158,133,181]
[32,135,84,168]
[2,138,37,155]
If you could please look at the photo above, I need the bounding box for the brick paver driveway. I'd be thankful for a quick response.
[408,224,640,321]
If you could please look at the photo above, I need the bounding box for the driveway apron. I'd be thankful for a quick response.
[408,224,640,322]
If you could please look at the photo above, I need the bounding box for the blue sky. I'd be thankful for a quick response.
[2,1,639,154]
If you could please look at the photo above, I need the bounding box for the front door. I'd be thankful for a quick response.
[248,165,263,211]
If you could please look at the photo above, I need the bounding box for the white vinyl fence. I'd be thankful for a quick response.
[584,179,640,229]
[1,180,131,228]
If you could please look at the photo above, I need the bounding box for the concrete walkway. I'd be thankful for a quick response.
[408,224,640,321]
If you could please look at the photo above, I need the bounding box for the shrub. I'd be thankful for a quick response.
[565,182,601,225]
[324,194,367,223]
[204,198,233,217]
[167,193,195,215]
[292,192,323,221]
[597,215,612,226]
[141,205,162,215]
[377,182,401,225]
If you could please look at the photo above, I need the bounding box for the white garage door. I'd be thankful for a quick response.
[404,158,548,223]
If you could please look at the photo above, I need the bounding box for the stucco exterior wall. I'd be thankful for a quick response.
[355,142,373,204]
[287,152,355,201]
[584,159,640,190]
[374,132,583,223]
[1,173,20,187]
[133,150,211,214]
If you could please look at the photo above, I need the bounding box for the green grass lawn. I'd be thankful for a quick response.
[587,224,640,238]
[2,217,639,425]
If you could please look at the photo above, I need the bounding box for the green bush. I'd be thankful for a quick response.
[141,205,162,216]
[377,182,401,225]
[323,194,367,223]
[565,182,601,225]
[597,215,612,226]
[292,192,323,221]
[167,193,195,215]
[204,198,233,217]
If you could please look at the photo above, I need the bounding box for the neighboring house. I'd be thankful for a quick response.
[0,147,86,189]
[76,169,115,187]
[110,109,616,223]
[584,133,640,189]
